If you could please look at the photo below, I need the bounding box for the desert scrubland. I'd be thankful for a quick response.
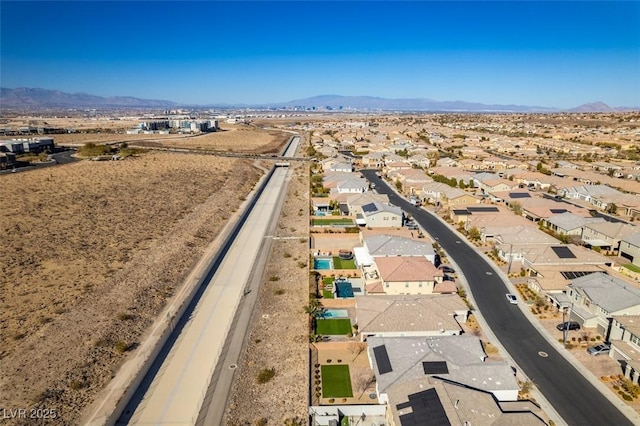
[0,124,291,424]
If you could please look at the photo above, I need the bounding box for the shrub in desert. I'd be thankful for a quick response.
[114,340,131,353]
[256,367,276,384]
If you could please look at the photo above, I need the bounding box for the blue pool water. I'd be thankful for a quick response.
[314,257,333,270]
[336,281,354,298]
[317,309,349,319]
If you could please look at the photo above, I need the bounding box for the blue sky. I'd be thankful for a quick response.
[1,1,639,107]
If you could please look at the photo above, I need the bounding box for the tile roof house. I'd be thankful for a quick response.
[461,209,530,233]
[523,244,614,276]
[491,226,560,266]
[362,152,385,168]
[393,169,433,195]
[545,212,605,236]
[582,222,638,252]
[429,166,475,183]
[559,184,634,212]
[528,265,608,295]
[436,157,459,167]
[444,191,480,210]
[388,377,546,426]
[374,257,449,295]
[482,178,519,195]
[514,197,591,223]
[458,158,485,170]
[384,161,413,175]
[407,154,431,168]
[355,294,468,338]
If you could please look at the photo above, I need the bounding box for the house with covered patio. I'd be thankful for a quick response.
[563,272,640,339]
[369,256,451,295]
[355,294,468,340]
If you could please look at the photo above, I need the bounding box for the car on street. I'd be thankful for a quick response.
[556,321,581,331]
[506,293,518,304]
[439,265,455,274]
[587,343,611,356]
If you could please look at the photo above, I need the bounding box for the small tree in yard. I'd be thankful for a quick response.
[354,373,376,397]
[348,341,367,360]
[467,227,481,241]
[511,201,523,216]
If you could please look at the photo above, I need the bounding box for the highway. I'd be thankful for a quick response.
[118,137,299,425]
[361,169,635,426]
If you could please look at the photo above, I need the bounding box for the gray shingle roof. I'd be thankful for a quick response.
[569,272,640,313]
[623,232,640,247]
[365,234,434,257]
[367,335,518,396]
[546,212,604,231]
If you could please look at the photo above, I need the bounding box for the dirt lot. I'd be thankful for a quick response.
[0,126,289,424]
[47,123,289,154]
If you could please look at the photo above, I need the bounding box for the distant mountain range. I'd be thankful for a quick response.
[0,87,177,108]
[0,87,636,112]
[274,94,556,112]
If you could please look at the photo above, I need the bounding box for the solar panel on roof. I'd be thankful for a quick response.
[550,209,568,214]
[373,345,393,374]
[467,206,499,212]
[362,202,378,213]
[397,388,451,426]
[452,209,471,215]
[551,246,577,259]
[423,361,449,375]
[509,192,531,198]
[561,271,600,280]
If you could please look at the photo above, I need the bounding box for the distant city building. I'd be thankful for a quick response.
[0,137,55,154]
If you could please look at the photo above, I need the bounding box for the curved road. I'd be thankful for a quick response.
[361,169,634,426]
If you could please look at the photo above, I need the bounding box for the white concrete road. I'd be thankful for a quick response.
[122,138,298,425]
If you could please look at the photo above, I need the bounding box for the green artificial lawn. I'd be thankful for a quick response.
[323,276,335,285]
[332,257,356,269]
[312,218,354,226]
[623,263,640,273]
[321,365,353,398]
[316,318,352,335]
[322,290,334,299]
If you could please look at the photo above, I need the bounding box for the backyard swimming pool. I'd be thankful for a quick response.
[336,281,354,298]
[314,257,333,270]
[316,309,349,319]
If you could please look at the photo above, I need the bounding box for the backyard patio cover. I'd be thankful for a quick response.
[354,246,374,267]
[583,239,610,247]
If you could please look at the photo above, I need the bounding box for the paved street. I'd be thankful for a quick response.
[361,169,635,426]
